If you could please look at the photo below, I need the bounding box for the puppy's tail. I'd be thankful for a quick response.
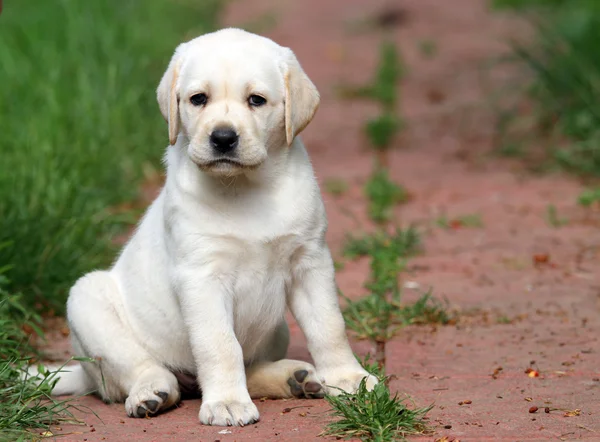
[26,363,93,396]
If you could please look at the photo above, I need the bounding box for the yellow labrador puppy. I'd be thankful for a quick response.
[53,28,376,426]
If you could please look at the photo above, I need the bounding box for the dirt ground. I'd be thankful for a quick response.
[46,0,599,440]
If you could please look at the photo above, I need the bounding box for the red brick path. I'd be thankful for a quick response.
[49,0,599,440]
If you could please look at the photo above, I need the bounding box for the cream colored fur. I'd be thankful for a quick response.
[53,28,376,427]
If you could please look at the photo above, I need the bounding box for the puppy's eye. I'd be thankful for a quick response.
[190,93,208,106]
[248,95,267,107]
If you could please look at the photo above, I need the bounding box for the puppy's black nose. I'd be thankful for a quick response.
[210,129,238,154]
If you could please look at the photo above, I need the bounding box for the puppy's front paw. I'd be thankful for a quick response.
[125,377,180,418]
[199,400,259,426]
[320,367,378,396]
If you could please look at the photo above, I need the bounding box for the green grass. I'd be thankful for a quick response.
[546,204,568,227]
[339,41,404,111]
[492,0,600,177]
[398,291,452,326]
[0,0,220,310]
[343,227,421,260]
[365,170,409,223]
[329,35,435,438]
[577,187,600,207]
[365,114,403,150]
[344,290,452,342]
[0,270,79,440]
[322,376,432,441]
[342,228,450,342]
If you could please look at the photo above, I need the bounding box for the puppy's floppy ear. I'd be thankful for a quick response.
[157,44,186,146]
[281,48,320,146]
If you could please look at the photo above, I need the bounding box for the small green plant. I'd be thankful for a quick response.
[344,290,452,342]
[577,187,600,207]
[324,178,349,196]
[365,170,408,223]
[322,377,432,441]
[546,204,568,227]
[371,41,404,111]
[343,227,420,260]
[365,114,403,150]
[333,260,346,272]
[342,228,449,342]
[344,293,398,342]
[398,291,452,326]
[497,315,512,324]
[337,40,404,112]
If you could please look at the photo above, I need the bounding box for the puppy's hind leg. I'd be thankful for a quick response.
[246,359,325,399]
[68,271,180,418]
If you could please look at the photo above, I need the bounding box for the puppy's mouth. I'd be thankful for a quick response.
[196,158,261,171]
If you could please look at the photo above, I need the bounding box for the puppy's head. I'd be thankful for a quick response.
[157,28,319,177]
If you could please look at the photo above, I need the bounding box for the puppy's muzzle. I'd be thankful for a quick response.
[210,128,239,155]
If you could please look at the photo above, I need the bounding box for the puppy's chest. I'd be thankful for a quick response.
[231,235,300,295]
[227,236,301,330]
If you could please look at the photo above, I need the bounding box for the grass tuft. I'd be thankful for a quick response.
[342,228,450,342]
[545,204,568,227]
[322,376,432,442]
[366,114,403,150]
[344,291,452,342]
[343,227,420,260]
[577,187,600,207]
[365,170,409,223]
[398,291,452,326]
[0,272,80,440]
[339,41,404,111]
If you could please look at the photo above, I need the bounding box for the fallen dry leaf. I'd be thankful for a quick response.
[564,409,581,417]
[491,366,503,379]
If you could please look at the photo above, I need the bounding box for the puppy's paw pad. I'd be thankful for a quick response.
[125,386,178,418]
[199,400,259,426]
[294,369,309,383]
[287,369,325,399]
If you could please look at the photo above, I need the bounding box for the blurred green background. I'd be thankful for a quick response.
[0,0,220,309]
